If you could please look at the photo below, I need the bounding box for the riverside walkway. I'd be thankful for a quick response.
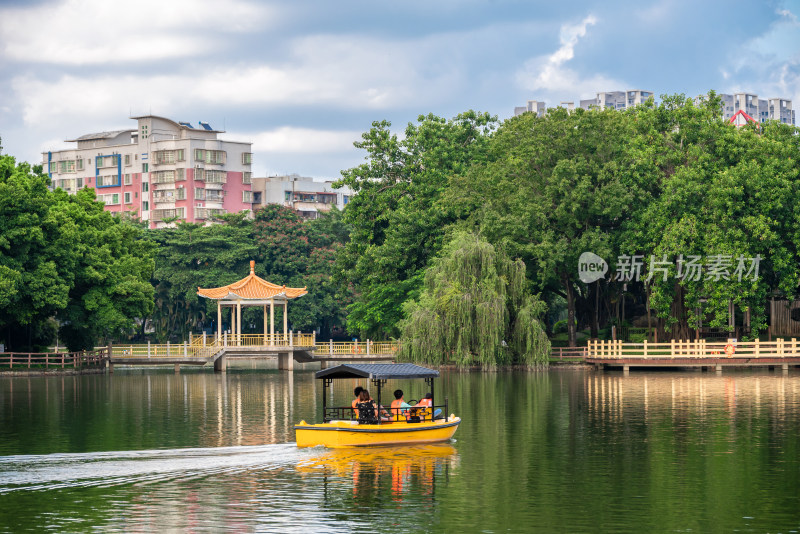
[107,333,399,372]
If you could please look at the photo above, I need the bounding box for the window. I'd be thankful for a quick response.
[124,154,131,166]
[141,125,148,139]
[100,193,120,205]
[176,168,185,181]
[124,173,132,185]
[49,162,56,173]
[203,170,226,184]
[142,182,149,192]
[204,150,225,164]
[77,177,83,188]
[195,188,206,200]
[242,152,253,165]
[242,172,252,184]
[58,160,76,173]
[124,192,132,204]
[142,201,149,211]
[97,174,120,187]
[152,170,176,184]
[194,149,204,161]
[96,155,119,168]
[154,150,175,165]
[194,168,204,180]
[242,191,252,203]
[76,159,84,171]
[343,195,350,205]
[285,191,292,201]
[176,149,185,161]
[143,163,149,173]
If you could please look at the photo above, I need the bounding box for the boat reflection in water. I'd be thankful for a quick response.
[297,443,459,506]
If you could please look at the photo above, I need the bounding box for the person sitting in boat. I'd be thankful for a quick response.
[351,386,364,419]
[355,389,379,424]
[413,393,441,421]
[390,389,412,421]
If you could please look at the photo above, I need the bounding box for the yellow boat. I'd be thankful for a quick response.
[295,363,460,448]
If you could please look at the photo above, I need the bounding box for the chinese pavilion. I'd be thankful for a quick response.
[197,260,307,344]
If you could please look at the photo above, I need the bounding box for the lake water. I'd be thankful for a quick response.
[1,368,799,532]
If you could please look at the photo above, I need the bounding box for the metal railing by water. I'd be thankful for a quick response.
[111,334,393,360]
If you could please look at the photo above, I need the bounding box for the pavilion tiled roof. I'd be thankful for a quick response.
[197,261,307,300]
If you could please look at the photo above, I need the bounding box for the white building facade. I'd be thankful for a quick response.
[251,174,353,219]
[43,116,254,228]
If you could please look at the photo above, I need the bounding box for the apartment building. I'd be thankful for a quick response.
[715,93,795,124]
[43,116,253,228]
[251,174,353,220]
[513,100,547,117]
[514,90,654,116]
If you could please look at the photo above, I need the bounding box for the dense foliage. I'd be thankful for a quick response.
[3,94,799,365]
[146,206,350,342]
[341,95,800,359]
[399,232,549,367]
[0,154,154,351]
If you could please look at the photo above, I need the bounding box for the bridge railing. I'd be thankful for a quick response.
[313,340,400,356]
[588,338,800,359]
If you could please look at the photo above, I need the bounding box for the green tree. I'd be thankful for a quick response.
[147,213,257,341]
[622,94,800,339]
[336,111,498,338]
[399,232,549,367]
[57,189,155,350]
[0,155,154,351]
[450,106,635,346]
[254,205,351,338]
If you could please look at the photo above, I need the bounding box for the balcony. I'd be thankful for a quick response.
[195,208,225,220]
[151,208,185,222]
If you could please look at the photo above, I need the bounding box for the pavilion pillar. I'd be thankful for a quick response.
[217,301,221,342]
[284,301,288,342]
[264,304,273,345]
[270,297,275,342]
[237,300,242,346]
[230,305,236,346]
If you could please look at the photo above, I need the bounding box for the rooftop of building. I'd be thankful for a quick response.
[65,129,134,142]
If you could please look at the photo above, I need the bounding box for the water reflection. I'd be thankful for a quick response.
[298,443,458,504]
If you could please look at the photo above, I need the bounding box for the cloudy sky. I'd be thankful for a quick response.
[0,0,798,178]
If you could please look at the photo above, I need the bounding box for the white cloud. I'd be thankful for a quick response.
[516,15,626,100]
[0,0,270,65]
[228,127,361,153]
[724,8,800,108]
[11,30,467,130]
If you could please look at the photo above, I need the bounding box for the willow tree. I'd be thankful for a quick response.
[399,232,549,368]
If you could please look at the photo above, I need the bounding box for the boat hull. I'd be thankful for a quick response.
[295,417,460,448]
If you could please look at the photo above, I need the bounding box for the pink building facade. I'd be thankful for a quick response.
[43,116,253,228]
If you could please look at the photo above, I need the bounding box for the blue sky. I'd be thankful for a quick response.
[0,0,797,178]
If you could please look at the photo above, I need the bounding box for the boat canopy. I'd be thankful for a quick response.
[315,363,439,380]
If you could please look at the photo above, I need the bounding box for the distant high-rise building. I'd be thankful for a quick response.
[712,92,795,125]
[514,100,547,117]
[43,116,254,228]
[515,90,654,117]
[516,90,795,126]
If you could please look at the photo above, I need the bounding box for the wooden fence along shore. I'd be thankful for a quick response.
[0,349,107,370]
[587,338,800,359]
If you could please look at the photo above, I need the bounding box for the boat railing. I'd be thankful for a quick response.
[323,399,449,424]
